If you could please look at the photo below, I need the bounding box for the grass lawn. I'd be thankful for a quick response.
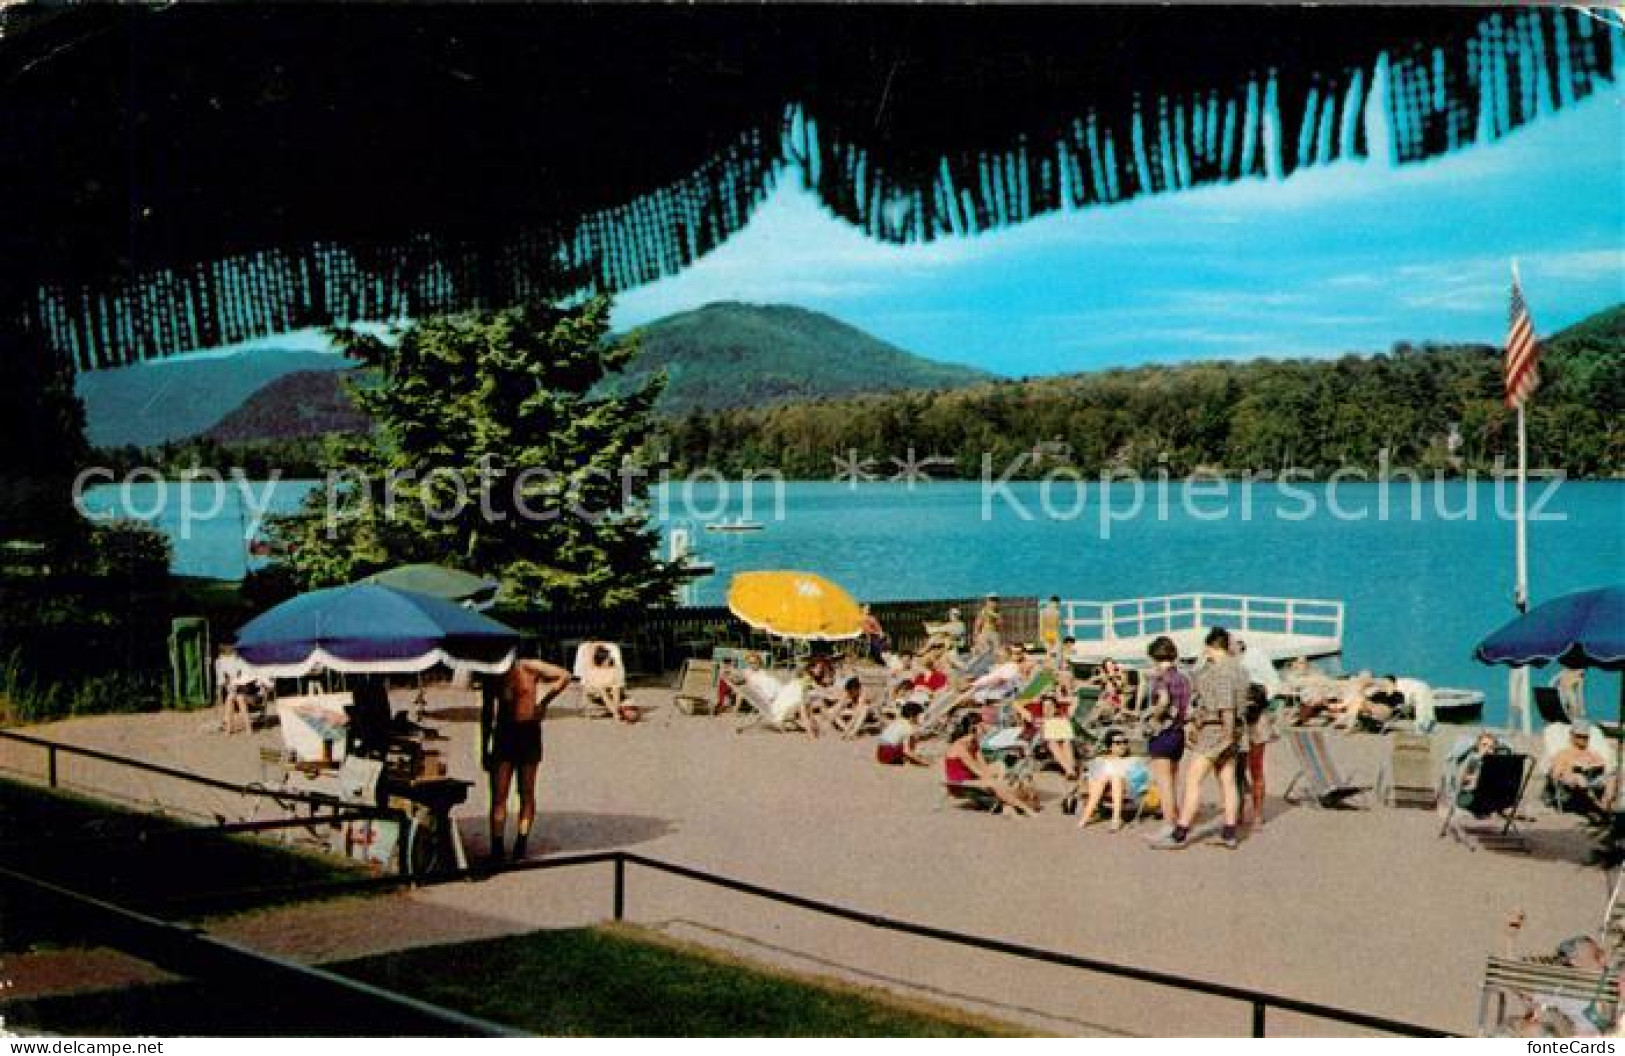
[6,925,1028,1036]
[336,924,1027,1036]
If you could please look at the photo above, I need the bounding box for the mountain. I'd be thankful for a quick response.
[204,369,370,442]
[1549,301,1625,347]
[173,302,995,443]
[75,348,350,449]
[611,302,996,413]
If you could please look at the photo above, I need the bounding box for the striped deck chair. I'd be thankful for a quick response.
[1015,668,1057,703]
[1282,727,1371,809]
[915,687,965,739]
[1479,956,1617,1036]
[1380,731,1437,808]
[1604,870,1625,950]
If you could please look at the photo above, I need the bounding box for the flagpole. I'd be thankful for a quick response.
[1511,259,1532,735]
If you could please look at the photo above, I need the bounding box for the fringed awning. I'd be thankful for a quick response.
[1,4,1617,371]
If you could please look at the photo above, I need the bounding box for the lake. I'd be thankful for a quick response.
[79,477,1623,723]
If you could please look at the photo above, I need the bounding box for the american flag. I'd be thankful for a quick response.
[1505,274,1541,409]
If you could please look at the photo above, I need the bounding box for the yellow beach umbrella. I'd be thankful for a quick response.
[726,571,865,641]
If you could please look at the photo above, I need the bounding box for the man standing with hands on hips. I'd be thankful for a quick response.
[481,657,572,862]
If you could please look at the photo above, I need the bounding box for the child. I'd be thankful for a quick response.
[833,676,875,738]
[876,701,928,766]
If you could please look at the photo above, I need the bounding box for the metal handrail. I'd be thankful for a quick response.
[11,848,1450,1038]
[0,863,522,1037]
[611,852,1450,1039]
[0,727,392,815]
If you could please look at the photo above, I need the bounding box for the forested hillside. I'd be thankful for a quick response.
[655,305,1625,478]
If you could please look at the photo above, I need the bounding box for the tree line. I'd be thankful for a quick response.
[653,329,1624,480]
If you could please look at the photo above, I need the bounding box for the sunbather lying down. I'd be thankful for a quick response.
[1286,669,1407,729]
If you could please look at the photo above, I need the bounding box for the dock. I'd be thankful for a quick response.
[1063,593,1344,665]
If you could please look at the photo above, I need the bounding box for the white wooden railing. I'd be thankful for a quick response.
[1061,593,1344,649]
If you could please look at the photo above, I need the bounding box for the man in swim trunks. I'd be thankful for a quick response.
[481,657,572,862]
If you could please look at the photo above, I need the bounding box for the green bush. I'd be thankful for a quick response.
[0,649,167,726]
[88,519,172,590]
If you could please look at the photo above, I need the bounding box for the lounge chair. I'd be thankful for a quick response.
[1538,723,1617,818]
[673,659,720,715]
[1440,752,1532,850]
[1015,668,1056,702]
[1479,955,1617,1036]
[914,687,966,739]
[940,742,1036,815]
[1282,727,1371,809]
[1604,871,1625,951]
[1067,757,1155,826]
[731,672,815,735]
[1379,731,1437,808]
[834,671,895,737]
[1534,685,1578,727]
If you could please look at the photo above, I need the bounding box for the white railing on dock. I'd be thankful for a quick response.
[1061,593,1344,648]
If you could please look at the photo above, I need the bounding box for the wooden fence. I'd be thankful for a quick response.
[494,596,1037,674]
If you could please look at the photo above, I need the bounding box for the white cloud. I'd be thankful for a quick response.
[613,183,980,327]
[1536,248,1625,283]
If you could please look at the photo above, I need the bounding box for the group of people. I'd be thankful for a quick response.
[702,596,1289,849]
[1282,662,1428,731]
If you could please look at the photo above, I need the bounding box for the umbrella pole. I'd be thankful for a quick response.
[1616,674,1624,812]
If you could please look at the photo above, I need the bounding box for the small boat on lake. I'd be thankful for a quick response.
[678,557,717,577]
[1432,687,1486,723]
[705,518,765,533]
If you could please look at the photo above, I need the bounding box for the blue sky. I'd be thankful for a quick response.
[614,85,1624,378]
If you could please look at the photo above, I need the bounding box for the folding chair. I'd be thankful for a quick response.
[1603,869,1625,952]
[914,688,964,739]
[1440,752,1533,851]
[730,671,814,735]
[1534,685,1576,727]
[673,659,720,715]
[1380,730,1437,808]
[1282,727,1371,809]
[833,670,895,737]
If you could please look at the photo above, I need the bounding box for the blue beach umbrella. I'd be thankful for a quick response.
[1474,586,1625,672]
[1475,585,1625,758]
[235,584,519,678]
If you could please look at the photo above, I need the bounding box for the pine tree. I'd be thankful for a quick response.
[272,298,683,613]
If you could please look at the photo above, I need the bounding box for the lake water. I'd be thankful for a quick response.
[80,478,1623,722]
